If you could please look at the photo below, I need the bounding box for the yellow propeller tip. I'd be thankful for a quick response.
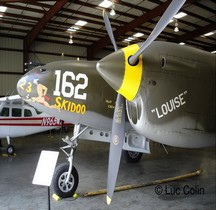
[106,196,112,205]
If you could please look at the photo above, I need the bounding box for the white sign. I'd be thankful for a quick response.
[32,150,59,187]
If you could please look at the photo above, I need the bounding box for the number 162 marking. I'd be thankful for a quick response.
[53,70,88,100]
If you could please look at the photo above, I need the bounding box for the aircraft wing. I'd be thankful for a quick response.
[0,95,22,103]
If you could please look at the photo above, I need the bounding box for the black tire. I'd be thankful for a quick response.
[52,163,79,198]
[123,151,143,163]
[7,144,15,155]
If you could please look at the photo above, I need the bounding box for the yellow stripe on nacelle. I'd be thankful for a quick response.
[118,44,142,101]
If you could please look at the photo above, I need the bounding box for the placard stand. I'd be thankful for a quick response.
[32,150,59,210]
[48,186,50,210]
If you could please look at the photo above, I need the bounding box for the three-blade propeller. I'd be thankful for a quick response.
[102,0,186,205]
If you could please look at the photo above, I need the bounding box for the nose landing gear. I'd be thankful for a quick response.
[52,124,88,198]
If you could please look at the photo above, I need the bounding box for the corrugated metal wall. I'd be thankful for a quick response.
[0,37,22,49]
[0,74,20,95]
[0,37,87,96]
[0,51,23,73]
[0,37,23,74]
[29,41,87,63]
[0,38,23,95]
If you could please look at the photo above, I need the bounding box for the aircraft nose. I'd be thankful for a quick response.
[97,49,125,92]
[17,74,32,99]
[17,67,42,100]
[97,44,143,101]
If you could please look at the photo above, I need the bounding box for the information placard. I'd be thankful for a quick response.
[32,150,59,187]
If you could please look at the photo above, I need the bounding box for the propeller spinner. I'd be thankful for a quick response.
[97,0,186,205]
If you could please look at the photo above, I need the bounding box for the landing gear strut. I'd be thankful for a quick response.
[52,124,88,198]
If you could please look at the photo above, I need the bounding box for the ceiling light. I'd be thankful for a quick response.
[67,26,79,32]
[123,36,135,42]
[99,0,113,8]
[133,32,144,38]
[124,38,132,42]
[69,34,73,44]
[179,42,185,45]
[110,3,116,16]
[211,50,216,54]
[174,26,179,32]
[204,32,214,36]
[127,37,135,41]
[75,20,87,26]
[174,12,187,19]
[110,8,116,16]
[174,19,179,32]
[0,6,7,12]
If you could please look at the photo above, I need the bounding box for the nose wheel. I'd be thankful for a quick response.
[52,163,79,198]
[7,144,16,155]
[123,150,143,163]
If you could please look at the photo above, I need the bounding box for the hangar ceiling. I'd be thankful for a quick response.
[0,0,215,60]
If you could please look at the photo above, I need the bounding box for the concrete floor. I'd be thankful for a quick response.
[0,130,215,210]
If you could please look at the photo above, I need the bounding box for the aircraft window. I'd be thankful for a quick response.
[35,108,42,115]
[12,108,22,117]
[24,109,32,117]
[0,107,9,116]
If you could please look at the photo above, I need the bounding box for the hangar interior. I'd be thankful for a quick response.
[0,0,215,210]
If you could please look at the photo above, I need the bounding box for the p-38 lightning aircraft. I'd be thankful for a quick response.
[16,0,215,205]
[0,95,64,155]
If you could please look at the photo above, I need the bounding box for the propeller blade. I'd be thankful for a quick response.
[103,10,118,52]
[102,9,126,205]
[129,0,186,65]
[107,93,125,205]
